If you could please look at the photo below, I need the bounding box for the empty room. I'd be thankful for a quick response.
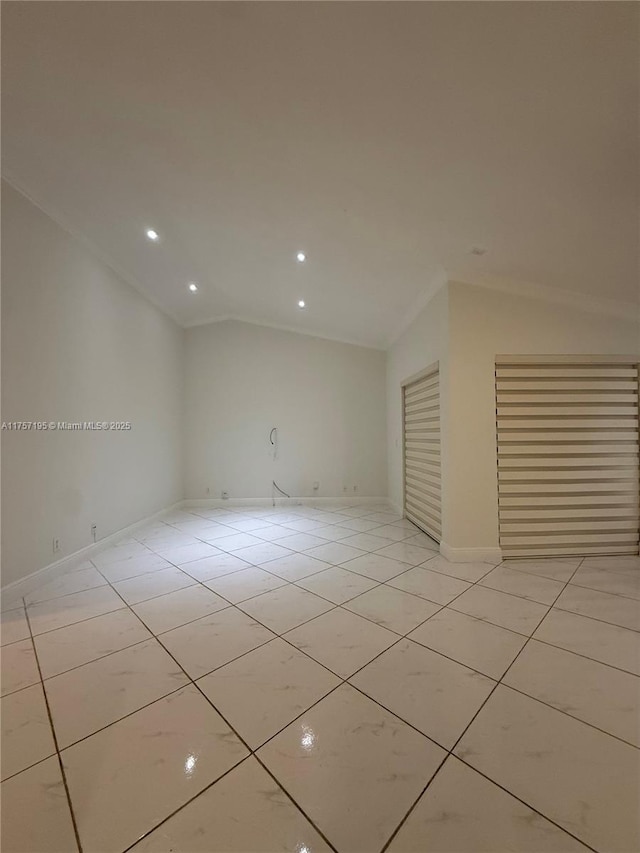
[1,2,639,852]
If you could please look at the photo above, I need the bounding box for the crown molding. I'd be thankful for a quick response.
[447,270,640,323]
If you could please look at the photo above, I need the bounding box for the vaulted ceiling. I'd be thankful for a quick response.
[3,2,638,347]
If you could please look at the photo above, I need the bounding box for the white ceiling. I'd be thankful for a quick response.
[2,2,638,348]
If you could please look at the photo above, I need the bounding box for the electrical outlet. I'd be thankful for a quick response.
[52,537,60,554]
[205,487,210,496]
[313,481,319,491]
[353,485,358,492]
[221,490,229,500]
[342,486,348,493]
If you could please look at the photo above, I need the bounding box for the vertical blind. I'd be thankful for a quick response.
[403,365,441,542]
[496,358,639,557]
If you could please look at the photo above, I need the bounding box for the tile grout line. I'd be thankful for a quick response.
[9,508,638,852]
[100,577,342,853]
[22,602,85,853]
[378,556,590,853]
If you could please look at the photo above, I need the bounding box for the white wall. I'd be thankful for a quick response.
[386,285,448,519]
[446,281,640,553]
[1,183,184,586]
[184,320,387,501]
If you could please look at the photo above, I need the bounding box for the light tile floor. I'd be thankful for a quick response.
[1,501,639,853]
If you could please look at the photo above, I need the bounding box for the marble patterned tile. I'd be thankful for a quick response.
[179,552,251,581]
[311,525,363,541]
[238,585,333,634]
[135,522,189,542]
[199,525,253,542]
[455,685,640,852]
[571,563,640,601]
[27,585,125,636]
[340,552,412,582]
[533,609,640,675]
[363,512,404,524]
[408,607,526,679]
[1,683,56,780]
[99,552,175,583]
[129,757,332,853]
[0,606,30,646]
[479,565,565,605]
[159,607,275,678]
[352,640,495,749]
[139,530,199,549]
[337,517,383,533]
[222,518,276,532]
[0,756,78,852]
[151,541,222,565]
[301,541,367,566]
[91,541,152,567]
[232,542,296,565]
[250,524,297,542]
[258,684,445,852]
[581,555,640,573]
[258,552,333,582]
[131,584,229,634]
[449,585,549,636]
[170,520,227,537]
[202,567,288,603]
[24,567,108,606]
[404,531,440,550]
[338,531,397,552]
[35,607,152,678]
[198,638,340,748]
[1,638,40,696]
[554,584,640,632]
[504,639,640,747]
[62,686,248,853]
[284,607,397,678]
[344,585,440,635]
[271,532,329,552]
[422,555,497,583]
[375,541,439,565]
[279,518,328,533]
[112,566,197,605]
[372,524,418,541]
[502,557,582,583]
[387,566,471,604]
[337,505,378,518]
[44,638,189,747]
[387,756,590,853]
[390,519,422,532]
[213,532,268,552]
[294,565,379,604]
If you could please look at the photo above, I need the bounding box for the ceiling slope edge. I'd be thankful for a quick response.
[1,172,184,327]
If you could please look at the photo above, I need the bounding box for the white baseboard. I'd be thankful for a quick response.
[1,495,394,603]
[184,495,390,509]
[440,541,503,564]
[1,501,184,601]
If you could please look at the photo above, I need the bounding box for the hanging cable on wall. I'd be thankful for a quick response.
[269,426,292,505]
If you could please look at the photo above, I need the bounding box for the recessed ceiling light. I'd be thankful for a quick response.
[188,282,198,293]
[296,252,306,263]
[146,229,160,242]
[470,246,487,256]
[298,300,306,308]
